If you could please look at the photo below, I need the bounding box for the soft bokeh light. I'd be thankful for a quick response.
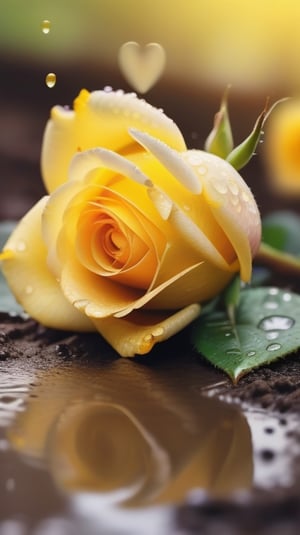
[1,0,300,93]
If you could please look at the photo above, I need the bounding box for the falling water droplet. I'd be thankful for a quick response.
[45,73,56,88]
[267,343,281,352]
[41,19,51,34]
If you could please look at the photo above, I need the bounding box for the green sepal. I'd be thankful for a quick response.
[226,102,267,170]
[204,86,234,158]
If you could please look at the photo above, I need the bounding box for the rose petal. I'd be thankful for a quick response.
[69,147,153,187]
[41,89,186,193]
[129,128,201,193]
[60,259,142,318]
[147,186,234,271]
[1,198,94,331]
[182,150,261,282]
[92,303,201,357]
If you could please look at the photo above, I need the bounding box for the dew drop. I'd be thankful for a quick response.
[25,285,33,295]
[41,19,51,34]
[45,72,56,88]
[264,301,279,310]
[269,288,279,296]
[16,241,26,252]
[197,165,207,175]
[258,315,295,332]
[152,326,164,338]
[283,293,292,302]
[266,331,279,340]
[211,178,228,195]
[225,332,232,337]
[104,85,113,92]
[226,349,242,356]
[267,343,281,352]
[228,180,239,195]
[246,350,256,357]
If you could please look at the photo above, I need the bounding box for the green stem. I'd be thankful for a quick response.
[256,242,300,277]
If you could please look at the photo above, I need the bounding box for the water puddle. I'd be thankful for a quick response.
[0,355,300,534]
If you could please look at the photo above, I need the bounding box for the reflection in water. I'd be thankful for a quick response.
[6,358,253,509]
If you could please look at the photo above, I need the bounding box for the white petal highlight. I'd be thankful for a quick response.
[129,129,202,194]
[92,304,201,357]
[69,147,152,186]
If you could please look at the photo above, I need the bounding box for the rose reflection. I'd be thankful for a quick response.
[7,360,253,506]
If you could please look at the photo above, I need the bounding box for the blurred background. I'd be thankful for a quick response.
[1,0,300,219]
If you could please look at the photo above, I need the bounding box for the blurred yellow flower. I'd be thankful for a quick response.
[264,98,300,195]
[0,89,261,356]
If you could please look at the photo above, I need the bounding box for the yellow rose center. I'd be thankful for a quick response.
[75,188,166,290]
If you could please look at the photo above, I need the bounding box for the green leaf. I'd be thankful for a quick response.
[262,211,300,255]
[0,221,23,315]
[204,87,234,158]
[192,287,300,383]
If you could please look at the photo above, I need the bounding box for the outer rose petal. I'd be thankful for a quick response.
[92,304,201,357]
[41,89,186,193]
[1,198,94,332]
[182,151,261,282]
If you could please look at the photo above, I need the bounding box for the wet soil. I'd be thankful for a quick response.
[1,312,300,534]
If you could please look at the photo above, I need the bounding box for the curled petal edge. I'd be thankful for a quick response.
[92,303,202,357]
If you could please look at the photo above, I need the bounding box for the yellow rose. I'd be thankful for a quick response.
[1,89,261,356]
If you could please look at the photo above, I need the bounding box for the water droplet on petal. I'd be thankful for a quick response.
[41,19,51,34]
[228,180,239,195]
[211,178,228,195]
[104,85,113,92]
[25,285,33,295]
[16,241,26,252]
[152,326,164,338]
[267,343,281,352]
[45,72,56,88]
[197,165,207,175]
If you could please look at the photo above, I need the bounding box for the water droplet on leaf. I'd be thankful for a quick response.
[266,331,279,340]
[246,351,256,357]
[45,73,56,88]
[226,349,242,356]
[267,343,281,352]
[258,315,295,332]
